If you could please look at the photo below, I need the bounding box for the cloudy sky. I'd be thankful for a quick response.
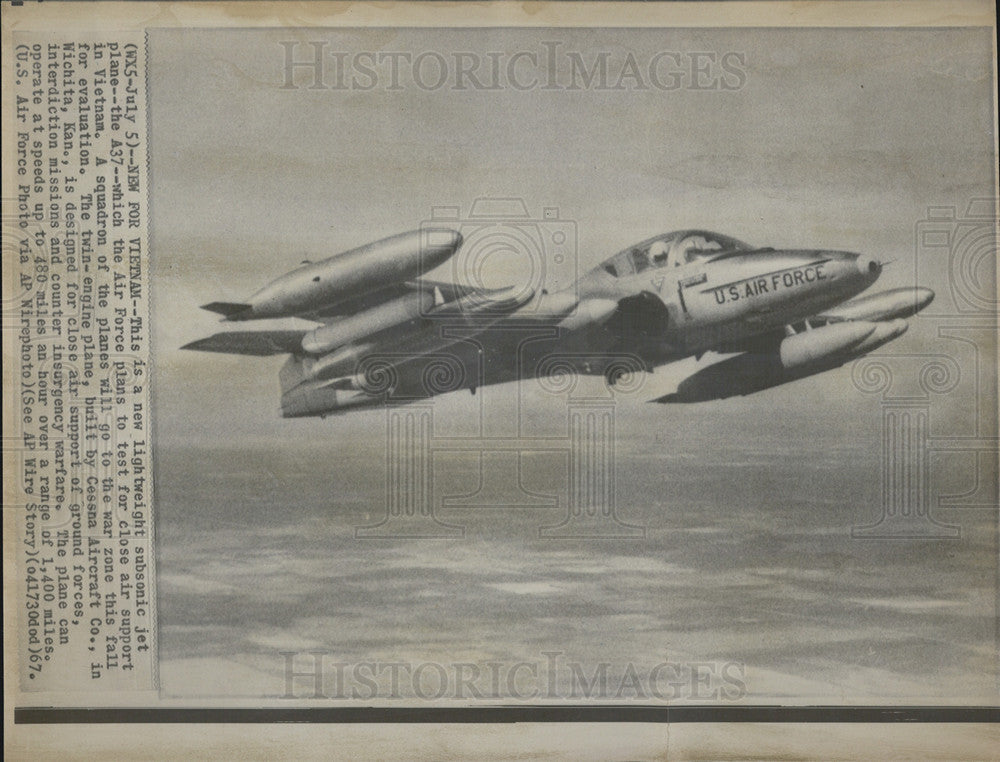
[147,26,995,445]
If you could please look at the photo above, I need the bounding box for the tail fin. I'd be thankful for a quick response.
[200,301,252,320]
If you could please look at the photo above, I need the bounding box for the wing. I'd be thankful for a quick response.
[278,284,544,416]
[184,275,627,417]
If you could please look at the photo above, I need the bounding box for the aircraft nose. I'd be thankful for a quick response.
[855,254,883,282]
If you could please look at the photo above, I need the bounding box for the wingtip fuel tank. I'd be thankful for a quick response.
[818,287,934,323]
[205,228,463,321]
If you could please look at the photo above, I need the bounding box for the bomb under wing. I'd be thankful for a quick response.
[200,228,463,321]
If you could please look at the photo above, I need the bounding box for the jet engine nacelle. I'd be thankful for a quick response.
[778,322,877,369]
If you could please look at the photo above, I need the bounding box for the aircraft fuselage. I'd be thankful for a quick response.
[571,246,882,360]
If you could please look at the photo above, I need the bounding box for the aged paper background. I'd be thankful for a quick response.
[4,1,997,759]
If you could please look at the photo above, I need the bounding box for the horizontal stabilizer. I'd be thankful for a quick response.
[200,301,252,319]
[181,331,306,356]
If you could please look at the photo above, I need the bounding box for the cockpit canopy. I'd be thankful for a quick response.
[599,230,753,278]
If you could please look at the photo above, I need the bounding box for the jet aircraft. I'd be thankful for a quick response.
[183,227,935,417]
